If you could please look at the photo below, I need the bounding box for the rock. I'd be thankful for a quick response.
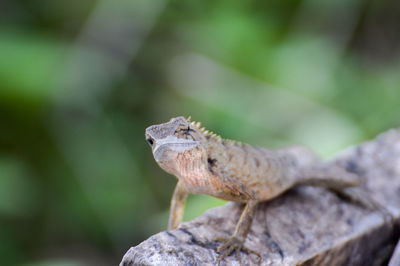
[121,129,400,266]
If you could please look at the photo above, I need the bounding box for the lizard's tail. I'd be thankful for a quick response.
[294,164,361,190]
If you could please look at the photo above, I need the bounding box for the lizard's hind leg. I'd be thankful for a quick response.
[329,187,394,225]
[295,165,393,224]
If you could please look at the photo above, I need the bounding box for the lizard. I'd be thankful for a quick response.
[145,116,391,264]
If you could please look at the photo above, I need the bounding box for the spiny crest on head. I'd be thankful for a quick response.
[188,117,222,142]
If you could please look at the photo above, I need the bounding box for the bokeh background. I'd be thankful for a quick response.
[1,0,399,265]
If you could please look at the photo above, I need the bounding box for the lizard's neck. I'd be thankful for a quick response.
[174,149,212,193]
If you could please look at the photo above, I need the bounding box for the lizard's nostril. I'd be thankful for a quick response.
[147,138,154,146]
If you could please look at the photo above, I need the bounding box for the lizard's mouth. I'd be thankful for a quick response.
[153,136,200,163]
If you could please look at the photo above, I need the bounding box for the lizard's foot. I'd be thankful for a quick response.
[264,231,284,258]
[214,236,261,265]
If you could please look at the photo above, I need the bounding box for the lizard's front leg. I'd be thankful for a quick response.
[216,200,260,263]
[168,181,188,230]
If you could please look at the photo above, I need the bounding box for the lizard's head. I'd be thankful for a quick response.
[145,116,218,176]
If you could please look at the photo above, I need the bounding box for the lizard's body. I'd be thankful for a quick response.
[145,116,375,263]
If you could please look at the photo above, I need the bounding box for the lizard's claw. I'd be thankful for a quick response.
[214,236,261,265]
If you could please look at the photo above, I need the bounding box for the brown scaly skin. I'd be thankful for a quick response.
[145,116,388,263]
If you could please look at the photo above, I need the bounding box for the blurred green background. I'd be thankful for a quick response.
[0,0,399,265]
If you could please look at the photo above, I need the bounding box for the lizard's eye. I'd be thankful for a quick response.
[146,138,154,147]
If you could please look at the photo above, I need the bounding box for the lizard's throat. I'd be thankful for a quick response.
[161,151,210,189]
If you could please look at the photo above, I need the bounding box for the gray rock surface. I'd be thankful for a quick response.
[121,129,400,266]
